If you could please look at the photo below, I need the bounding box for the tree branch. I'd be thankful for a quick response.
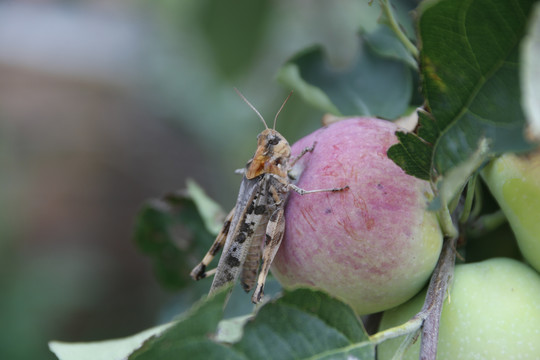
[418,234,458,359]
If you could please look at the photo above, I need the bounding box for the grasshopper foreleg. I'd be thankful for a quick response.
[289,141,317,168]
[289,183,349,195]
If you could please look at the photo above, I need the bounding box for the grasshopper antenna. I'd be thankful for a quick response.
[273,91,293,130]
[234,88,268,130]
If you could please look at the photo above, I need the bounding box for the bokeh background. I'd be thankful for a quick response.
[0,0,378,359]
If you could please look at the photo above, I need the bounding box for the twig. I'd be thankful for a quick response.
[418,235,458,359]
[417,187,466,359]
[370,316,423,345]
[378,0,420,59]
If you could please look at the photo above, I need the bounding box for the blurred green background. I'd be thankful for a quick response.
[0,0,380,359]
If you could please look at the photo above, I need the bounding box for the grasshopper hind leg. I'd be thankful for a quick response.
[252,207,286,303]
[190,207,235,281]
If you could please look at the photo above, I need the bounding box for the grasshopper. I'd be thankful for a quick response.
[190,89,348,304]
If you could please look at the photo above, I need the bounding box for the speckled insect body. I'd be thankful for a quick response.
[190,90,348,303]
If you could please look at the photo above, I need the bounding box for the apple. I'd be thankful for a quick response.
[271,118,443,314]
[482,151,540,273]
[378,258,540,360]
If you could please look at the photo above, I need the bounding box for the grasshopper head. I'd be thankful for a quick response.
[246,128,291,179]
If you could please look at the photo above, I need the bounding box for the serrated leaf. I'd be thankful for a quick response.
[521,2,540,140]
[134,183,218,289]
[129,288,245,360]
[277,33,413,119]
[387,111,438,180]
[233,289,375,360]
[277,289,369,344]
[420,0,536,176]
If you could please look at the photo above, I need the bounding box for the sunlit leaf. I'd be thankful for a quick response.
[49,323,172,360]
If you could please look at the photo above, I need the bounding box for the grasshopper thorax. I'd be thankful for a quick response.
[245,128,291,179]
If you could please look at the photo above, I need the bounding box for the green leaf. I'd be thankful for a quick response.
[49,323,173,360]
[233,288,375,360]
[129,288,245,360]
[50,290,232,360]
[134,182,220,289]
[521,2,540,140]
[51,289,375,360]
[363,26,417,69]
[420,0,536,176]
[429,138,490,211]
[377,0,418,43]
[387,110,438,180]
[277,33,413,119]
[186,178,227,235]
[215,315,251,344]
[277,62,341,115]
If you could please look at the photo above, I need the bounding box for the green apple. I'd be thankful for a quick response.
[482,152,540,272]
[271,118,443,315]
[378,258,540,360]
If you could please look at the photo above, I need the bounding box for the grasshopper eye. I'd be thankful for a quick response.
[268,136,280,146]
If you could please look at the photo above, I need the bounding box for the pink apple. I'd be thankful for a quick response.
[272,118,443,314]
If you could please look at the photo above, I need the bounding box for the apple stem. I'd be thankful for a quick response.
[438,200,458,239]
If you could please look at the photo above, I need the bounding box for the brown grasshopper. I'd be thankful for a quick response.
[190,89,348,303]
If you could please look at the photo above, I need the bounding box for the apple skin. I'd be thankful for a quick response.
[271,118,443,315]
[482,151,540,273]
[378,258,540,360]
